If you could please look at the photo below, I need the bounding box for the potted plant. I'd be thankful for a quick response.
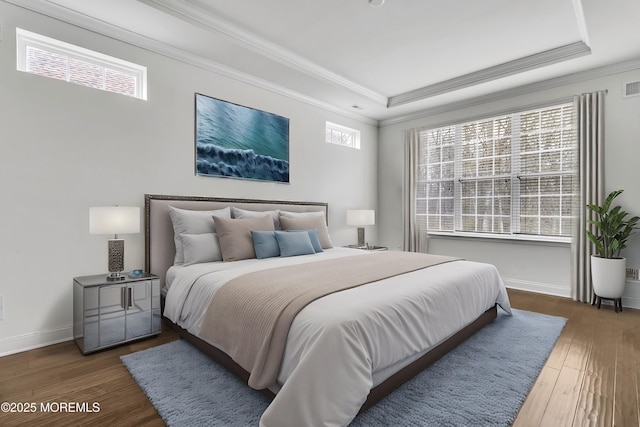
[586,189,640,309]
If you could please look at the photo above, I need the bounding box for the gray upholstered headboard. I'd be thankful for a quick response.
[144,194,329,288]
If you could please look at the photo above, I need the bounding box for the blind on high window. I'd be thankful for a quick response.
[17,28,147,100]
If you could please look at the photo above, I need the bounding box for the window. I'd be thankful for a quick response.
[325,121,360,149]
[16,28,147,100]
[416,103,576,240]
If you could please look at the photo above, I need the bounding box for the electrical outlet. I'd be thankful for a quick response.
[626,268,639,281]
[0,295,4,320]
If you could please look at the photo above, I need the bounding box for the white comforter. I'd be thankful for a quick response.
[164,248,512,427]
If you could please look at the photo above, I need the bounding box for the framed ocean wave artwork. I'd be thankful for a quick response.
[195,93,290,183]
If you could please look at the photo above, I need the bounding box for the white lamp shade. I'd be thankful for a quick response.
[89,206,140,235]
[346,210,375,226]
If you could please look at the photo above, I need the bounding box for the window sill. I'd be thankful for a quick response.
[426,231,571,246]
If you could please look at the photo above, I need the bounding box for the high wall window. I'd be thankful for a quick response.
[416,103,576,240]
[16,28,147,100]
[325,121,360,149]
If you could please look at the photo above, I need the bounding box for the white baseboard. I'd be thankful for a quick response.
[621,281,640,310]
[0,326,73,357]
[620,295,640,310]
[504,278,640,310]
[504,278,572,299]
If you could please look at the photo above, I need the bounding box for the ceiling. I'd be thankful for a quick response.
[13,0,640,123]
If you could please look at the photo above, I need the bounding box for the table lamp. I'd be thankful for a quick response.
[347,210,375,248]
[90,206,140,281]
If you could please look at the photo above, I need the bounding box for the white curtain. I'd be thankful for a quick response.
[571,91,606,303]
[404,130,428,252]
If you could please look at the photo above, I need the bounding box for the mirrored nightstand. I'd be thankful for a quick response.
[73,272,161,354]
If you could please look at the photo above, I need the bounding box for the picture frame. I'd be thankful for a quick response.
[195,93,290,183]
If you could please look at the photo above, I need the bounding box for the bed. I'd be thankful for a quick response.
[144,194,512,427]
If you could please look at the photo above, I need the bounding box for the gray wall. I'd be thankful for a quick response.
[0,3,378,354]
[378,68,640,307]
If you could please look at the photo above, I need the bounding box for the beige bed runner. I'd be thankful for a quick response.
[199,251,459,389]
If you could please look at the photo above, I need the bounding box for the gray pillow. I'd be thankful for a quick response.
[168,206,231,265]
[181,233,223,266]
[279,215,332,249]
[232,207,280,229]
[214,215,275,261]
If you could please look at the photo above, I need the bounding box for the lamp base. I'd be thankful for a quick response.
[357,227,365,247]
[107,239,125,280]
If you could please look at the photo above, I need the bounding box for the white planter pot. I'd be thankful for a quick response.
[590,255,626,299]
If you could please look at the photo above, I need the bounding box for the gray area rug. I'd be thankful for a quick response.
[121,309,566,426]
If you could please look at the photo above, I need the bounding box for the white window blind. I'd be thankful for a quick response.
[16,28,147,100]
[516,106,576,236]
[418,127,455,231]
[325,121,361,149]
[416,103,576,240]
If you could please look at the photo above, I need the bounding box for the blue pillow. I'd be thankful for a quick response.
[274,230,316,257]
[287,229,324,253]
[251,230,280,259]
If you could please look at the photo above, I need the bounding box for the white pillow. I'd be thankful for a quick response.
[168,206,231,265]
[181,233,223,266]
[231,207,280,229]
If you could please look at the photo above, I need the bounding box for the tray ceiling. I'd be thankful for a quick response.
[12,0,640,122]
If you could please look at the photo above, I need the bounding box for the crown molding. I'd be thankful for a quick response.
[387,41,591,108]
[4,0,378,126]
[380,57,640,127]
[140,0,388,106]
[572,0,590,47]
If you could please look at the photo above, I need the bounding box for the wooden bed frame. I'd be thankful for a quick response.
[144,194,497,414]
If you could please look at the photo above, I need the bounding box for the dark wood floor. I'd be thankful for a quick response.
[1,289,638,426]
